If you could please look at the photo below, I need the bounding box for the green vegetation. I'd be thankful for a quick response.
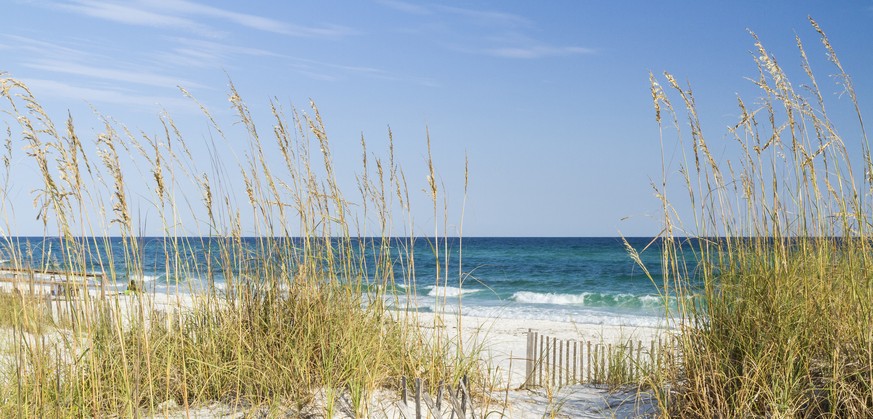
[649,18,873,417]
[0,76,476,417]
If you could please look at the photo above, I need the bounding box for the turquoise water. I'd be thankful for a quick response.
[1,237,676,327]
[399,237,673,327]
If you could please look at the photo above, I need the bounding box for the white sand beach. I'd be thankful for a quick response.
[412,312,667,387]
[400,312,667,418]
[0,277,670,418]
[155,308,669,418]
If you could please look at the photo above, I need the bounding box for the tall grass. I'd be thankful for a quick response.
[649,18,873,417]
[0,75,476,417]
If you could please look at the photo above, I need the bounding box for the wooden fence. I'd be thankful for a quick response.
[399,376,476,419]
[524,329,674,388]
[0,267,108,298]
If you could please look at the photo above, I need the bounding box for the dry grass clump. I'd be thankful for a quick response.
[0,73,475,417]
[0,292,64,337]
[647,18,873,417]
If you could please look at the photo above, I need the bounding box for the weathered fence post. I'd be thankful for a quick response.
[460,375,471,418]
[414,378,422,419]
[601,344,607,383]
[573,341,578,384]
[595,344,601,383]
[636,340,643,380]
[401,376,407,406]
[544,337,550,387]
[586,341,592,383]
[557,339,563,386]
[564,340,570,385]
[524,329,533,388]
[436,380,443,411]
[550,337,557,387]
[538,334,544,386]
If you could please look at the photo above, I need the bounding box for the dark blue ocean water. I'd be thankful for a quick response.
[0,237,678,327]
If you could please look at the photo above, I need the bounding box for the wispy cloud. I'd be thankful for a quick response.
[145,37,431,86]
[50,0,354,39]
[374,0,433,15]
[3,35,94,61]
[150,37,281,69]
[148,0,354,38]
[374,1,591,60]
[54,0,221,37]
[485,45,596,59]
[23,59,205,89]
[451,30,595,60]
[436,5,532,28]
[377,1,530,27]
[3,35,202,90]
[20,78,196,111]
[285,56,438,86]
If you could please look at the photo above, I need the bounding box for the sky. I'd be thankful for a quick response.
[1,1,872,237]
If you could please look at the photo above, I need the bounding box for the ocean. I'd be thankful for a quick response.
[400,237,673,328]
[0,236,676,328]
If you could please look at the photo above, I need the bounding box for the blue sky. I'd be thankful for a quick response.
[1,1,872,236]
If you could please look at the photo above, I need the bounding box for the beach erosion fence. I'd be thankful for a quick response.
[398,376,476,419]
[0,267,108,298]
[0,267,112,327]
[523,329,674,388]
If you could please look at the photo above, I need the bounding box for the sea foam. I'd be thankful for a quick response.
[511,291,588,305]
[426,285,481,297]
[511,291,666,308]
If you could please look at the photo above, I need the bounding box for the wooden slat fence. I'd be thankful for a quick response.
[0,267,108,298]
[0,267,112,330]
[399,376,476,419]
[523,329,674,388]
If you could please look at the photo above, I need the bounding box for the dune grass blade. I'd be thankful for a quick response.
[0,73,478,417]
[649,19,873,417]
